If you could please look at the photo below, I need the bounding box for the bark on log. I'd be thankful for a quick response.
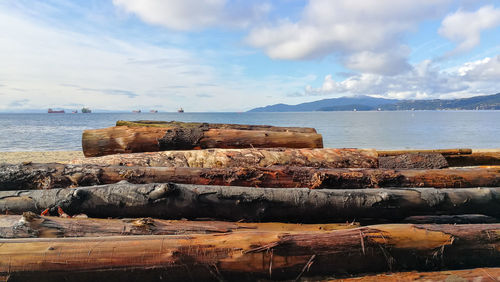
[337,268,500,282]
[379,153,449,169]
[0,214,356,238]
[82,126,323,157]
[377,148,472,156]
[403,214,499,224]
[1,182,500,222]
[1,163,499,190]
[1,224,500,281]
[116,120,317,133]
[70,148,378,168]
[445,152,500,167]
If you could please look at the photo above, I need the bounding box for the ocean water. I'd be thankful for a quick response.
[0,111,498,151]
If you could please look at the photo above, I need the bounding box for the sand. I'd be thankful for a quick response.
[0,151,84,164]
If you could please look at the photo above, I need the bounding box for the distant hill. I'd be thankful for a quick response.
[248,93,500,112]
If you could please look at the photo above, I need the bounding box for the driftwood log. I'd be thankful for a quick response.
[0,224,499,281]
[82,125,323,157]
[70,148,378,168]
[0,214,356,238]
[1,163,499,190]
[378,153,449,169]
[1,182,500,222]
[445,151,500,167]
[377,148,472,156]
[116,120,317,133]
[338,268,500,281]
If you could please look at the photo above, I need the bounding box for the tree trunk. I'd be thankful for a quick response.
[1,163,499,190]
[70,148,378,168]
[338,268,500,282]
[1,224,499,281]
[1,182,500,222]
[445,152,500,166]
[377,148,472,156]
[82,126,323,157]
[116,120,317,133]
[0,214,356,238]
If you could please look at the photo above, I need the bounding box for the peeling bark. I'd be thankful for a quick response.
[1,163,499,190]
[0,214,356,238]
[82,126,323,157]
[0,224,499,281]
[70,148,378,168]
[1,182,500,222]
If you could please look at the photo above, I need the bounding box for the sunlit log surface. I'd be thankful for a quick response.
[0,224,499,281]
[1,163,499,190]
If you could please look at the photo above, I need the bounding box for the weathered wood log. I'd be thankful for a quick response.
[1,163,499,190]
[0,214,356,238]
[337,268,500,281]
[446,152,500,166]
[82,126,323,157]
[377,148,472,156]
[71,148,378,168]
[379,153,448,169]
[403,214,499,224]
[116,120,318,133]
[1,224,500,281]
[1,182,500,222]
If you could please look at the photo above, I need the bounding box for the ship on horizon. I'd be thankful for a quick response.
[177,107,184,113]
[48,108,65,113]
[132,110,141,113]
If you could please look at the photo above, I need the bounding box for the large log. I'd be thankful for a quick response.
[70,148,378,168]
[378,153,449,169]
[1,224,499,281]
[82,126,323,157]
[1,163,499,190]
[446,151,500,166]
[1,182,500,222]
[338,268,500,281]
[116,120,317,133]
[377,148,472,156]
[0,214,356,238]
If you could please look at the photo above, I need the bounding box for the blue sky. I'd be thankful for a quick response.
[0,0,499,112]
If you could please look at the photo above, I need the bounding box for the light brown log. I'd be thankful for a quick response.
[377,148,472,156]
[1,182,500,222]
[116,120,317,133]
[0,214,356,238]
[1,224,499,281]
[336,268,500,281]
[82,126,323,157]
[1,163,499,190]
[70,148,378,168]
[446,152,500,167]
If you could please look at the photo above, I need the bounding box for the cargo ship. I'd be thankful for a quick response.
[149,110,158,113]
[48,108,65,114]
[177,107,184,113]
[132,110,141,113]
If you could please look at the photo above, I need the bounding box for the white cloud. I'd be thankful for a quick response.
[439,5,500,55]
[112,0,270,30]
[246,0,450,75]
[304,55,500,99]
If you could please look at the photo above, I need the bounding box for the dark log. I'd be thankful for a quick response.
[70,148,378,168]
[337,268,500,281]
[1,163,499,190]
[377,148,472,156]
[446,151,500,166]
[116,120,318,133]
[0,213,356,238]
[82,126,323,157]
[403,214,499,224]
[379,153,448,169]
[1,224,500,281]
[1,182,500,222]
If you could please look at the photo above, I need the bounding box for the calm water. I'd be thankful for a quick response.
[0,111,498,151]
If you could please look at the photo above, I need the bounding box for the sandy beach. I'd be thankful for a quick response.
[0,151,84,164]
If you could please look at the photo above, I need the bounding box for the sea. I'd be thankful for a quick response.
[0,111,499,151]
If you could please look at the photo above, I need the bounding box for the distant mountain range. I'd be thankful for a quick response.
[248,93,500,112]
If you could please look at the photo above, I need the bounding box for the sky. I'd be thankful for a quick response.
[0,0,499,112]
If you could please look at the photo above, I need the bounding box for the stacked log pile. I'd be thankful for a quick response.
[0,120,499,281]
